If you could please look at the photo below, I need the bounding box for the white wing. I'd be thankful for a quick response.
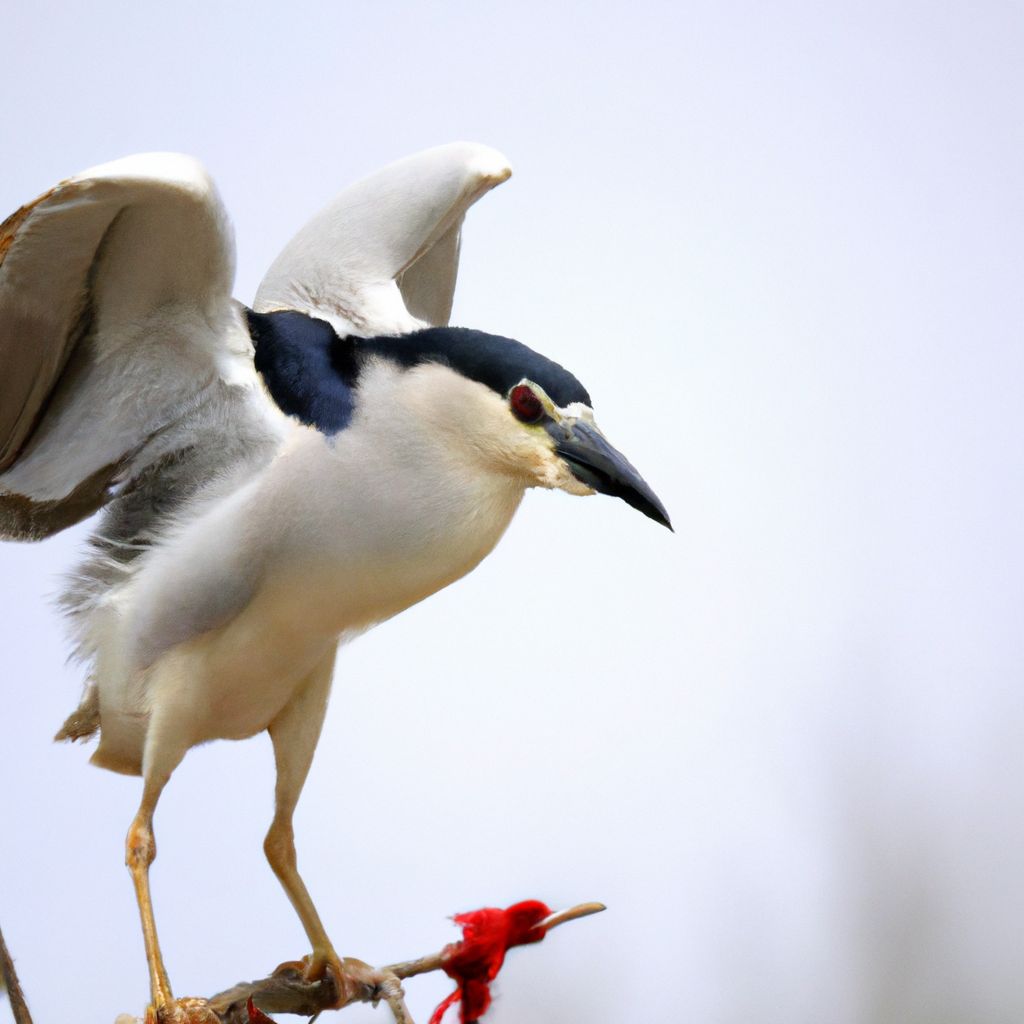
[0,153,278,540]
[254,141,512,335]
[0,143,511,542]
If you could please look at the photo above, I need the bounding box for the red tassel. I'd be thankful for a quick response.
[429,900,552,1024]
[428,988,462,1024]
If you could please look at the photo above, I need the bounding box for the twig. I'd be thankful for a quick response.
[384,952,445,981]
[206,901,604,1024]
[0,923,33,1024]
[374,974,413,1024]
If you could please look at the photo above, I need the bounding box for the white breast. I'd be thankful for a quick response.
[92,363,527,763]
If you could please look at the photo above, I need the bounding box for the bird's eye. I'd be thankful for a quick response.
[510,384,545,423]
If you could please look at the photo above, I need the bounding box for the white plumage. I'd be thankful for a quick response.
[0,142,668,1018]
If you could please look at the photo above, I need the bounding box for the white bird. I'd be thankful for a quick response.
[0,143,669,1018]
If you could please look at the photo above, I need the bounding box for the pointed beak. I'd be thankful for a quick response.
[546,419,672,530]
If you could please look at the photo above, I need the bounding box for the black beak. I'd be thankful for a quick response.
[546,419,672,530]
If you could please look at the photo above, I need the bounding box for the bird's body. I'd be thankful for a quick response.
[0,143,669,1018]
[78,355,530,775]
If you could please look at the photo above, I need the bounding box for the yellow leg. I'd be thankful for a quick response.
[263,649,381,1005]
[264,814,381,1006]
[125,779,174,1011]
[126,705,192,1019]
[264,815,342,978]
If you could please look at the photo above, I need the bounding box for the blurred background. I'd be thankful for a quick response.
[2,2,1022,1021]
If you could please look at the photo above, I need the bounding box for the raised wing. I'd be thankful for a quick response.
[254,142,512,336]
[0,143,512,541]
[0,153,279,540]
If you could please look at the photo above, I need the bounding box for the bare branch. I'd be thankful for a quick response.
[208,964,339,1023]
[383,952,446,982]
[203,901,604,1024]
[0,923,33,1024]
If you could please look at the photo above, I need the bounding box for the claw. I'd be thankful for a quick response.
[301,948,339,983]
[300,951,401,1009]
[299,950,351,1007]
[337,957,393,1007]
[143,997,221,1024]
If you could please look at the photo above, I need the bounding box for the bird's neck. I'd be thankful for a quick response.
[259,424,526,638]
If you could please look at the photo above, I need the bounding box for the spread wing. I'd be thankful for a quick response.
[254,141,512,335]
[0,142,512,543]
[0,153,279,541]
[2,141,514,728]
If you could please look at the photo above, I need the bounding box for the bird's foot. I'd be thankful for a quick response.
[303,950,404,1009]
[142,996,220,1024]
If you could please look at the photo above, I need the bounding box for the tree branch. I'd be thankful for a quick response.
[0,923,33,1024]
[3,901,603,1024]
[206,902,604,1024]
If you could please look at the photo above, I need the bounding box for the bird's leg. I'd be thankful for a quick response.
[263,812,339,981]
[125,707,195,1020]
[265,656,340,981]
[126,771,175,1011]
[265,650,387,1006]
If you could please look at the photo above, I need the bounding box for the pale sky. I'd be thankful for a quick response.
[2,3,1023,1022]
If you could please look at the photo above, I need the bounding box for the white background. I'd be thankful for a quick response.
[2,3,1022,1022]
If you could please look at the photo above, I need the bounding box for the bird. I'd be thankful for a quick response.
[0,142,670,1018]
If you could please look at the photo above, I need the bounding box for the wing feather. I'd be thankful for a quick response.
[0,153,278,539]
[0,142,511,542]
[254,141,511,336]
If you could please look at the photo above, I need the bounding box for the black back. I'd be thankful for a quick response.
[246,310,357,433]
[246,310,591,434]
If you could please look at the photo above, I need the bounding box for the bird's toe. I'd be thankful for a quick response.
[143,996,220,1024]
[337,957,402,1008]
[302,950,398,1009]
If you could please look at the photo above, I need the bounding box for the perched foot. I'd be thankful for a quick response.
[142,996,221,1024]
[303,951,404,1009]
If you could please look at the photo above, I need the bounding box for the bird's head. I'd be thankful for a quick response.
[247,312,671,530]
[363,326,672,530]
[469,374,672,530]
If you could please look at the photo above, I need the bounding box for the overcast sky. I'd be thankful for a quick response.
[2,3,1023,1023]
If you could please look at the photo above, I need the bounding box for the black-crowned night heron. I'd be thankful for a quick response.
[0,143,669,1017]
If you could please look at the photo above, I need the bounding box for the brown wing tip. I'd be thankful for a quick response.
[0,184,58,264]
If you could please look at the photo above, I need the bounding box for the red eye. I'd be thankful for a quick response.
[510,384,545,423]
